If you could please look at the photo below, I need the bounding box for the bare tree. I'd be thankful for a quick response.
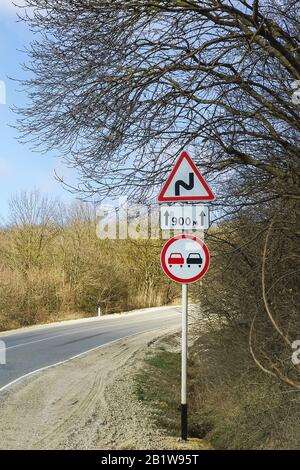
[6,190,60,272]
[16,0,299,209]
[8,190,58,227]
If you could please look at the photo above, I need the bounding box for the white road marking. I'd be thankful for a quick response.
[0,325,180,394]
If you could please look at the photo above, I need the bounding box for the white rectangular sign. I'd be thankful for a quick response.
[160,205,210,230]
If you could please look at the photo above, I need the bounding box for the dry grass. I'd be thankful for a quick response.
[190,326,300,450]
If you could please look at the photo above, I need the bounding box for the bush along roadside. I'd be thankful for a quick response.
[189,325,300,450]
[134,324,300,450]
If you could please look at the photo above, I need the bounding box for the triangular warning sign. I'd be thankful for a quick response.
[158,151,215,202]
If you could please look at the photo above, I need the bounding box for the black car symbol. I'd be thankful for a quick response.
[186,253,202,267]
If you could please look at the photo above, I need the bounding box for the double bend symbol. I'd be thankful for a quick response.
[175,173,194,196]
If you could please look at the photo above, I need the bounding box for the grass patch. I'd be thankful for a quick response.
[134,348,209,439]
[135,350,181,436]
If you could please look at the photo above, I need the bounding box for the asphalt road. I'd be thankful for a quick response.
[0,306,181,392]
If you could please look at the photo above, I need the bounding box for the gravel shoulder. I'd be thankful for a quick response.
[0,326,185,450]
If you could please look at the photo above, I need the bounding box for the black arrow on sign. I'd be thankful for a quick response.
[175,173,194,196]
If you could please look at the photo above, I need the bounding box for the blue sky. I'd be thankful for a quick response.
[0,0,79,221]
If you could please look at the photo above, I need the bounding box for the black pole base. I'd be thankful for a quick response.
[181,403,188,441]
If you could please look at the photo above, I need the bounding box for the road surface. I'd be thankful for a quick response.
[0,306,181,392]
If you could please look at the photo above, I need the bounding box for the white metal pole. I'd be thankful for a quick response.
[98,306,101,317]
[181,282,188,440]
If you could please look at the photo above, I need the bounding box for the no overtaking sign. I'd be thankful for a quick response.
[160,234,210,284]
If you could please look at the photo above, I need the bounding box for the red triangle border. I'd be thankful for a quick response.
[157,151,215,202]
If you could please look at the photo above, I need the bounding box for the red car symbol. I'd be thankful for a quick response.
[168,252,184,268]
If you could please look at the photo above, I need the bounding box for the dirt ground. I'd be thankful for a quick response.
[0,327,210,450]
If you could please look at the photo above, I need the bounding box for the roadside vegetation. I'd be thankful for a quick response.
[190,326,300,450]
[192,212,300,448]
[0,191,179,331]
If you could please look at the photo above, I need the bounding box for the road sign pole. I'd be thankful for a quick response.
[181,282,188,441]
[158,150,214,443]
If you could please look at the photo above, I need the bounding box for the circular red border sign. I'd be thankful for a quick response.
[161,234,210,284]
